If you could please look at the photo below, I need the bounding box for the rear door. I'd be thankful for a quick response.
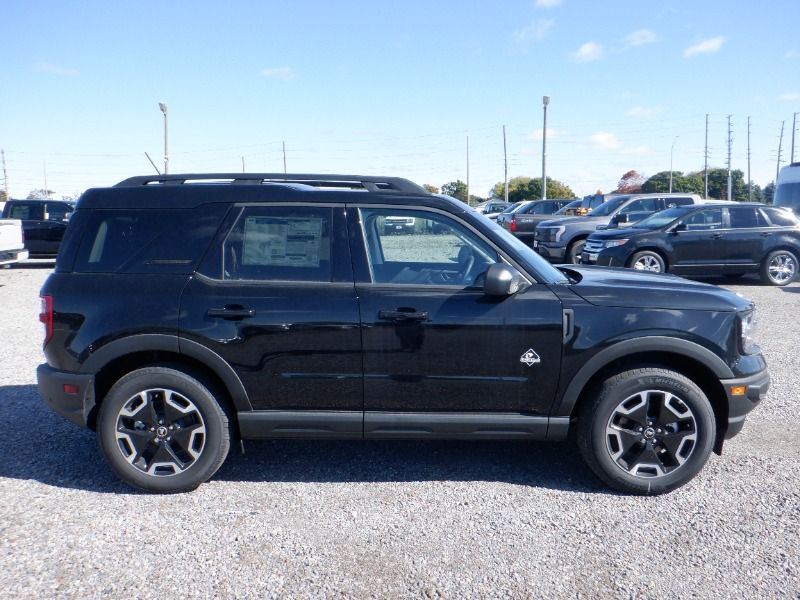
[181,203,363,436]
[349,205,563,432]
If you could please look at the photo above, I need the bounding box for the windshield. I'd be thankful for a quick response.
[587,196,629,217]
[632,206,695,230]
[499,202,522,214]
[775,182,800,215]
[554,200,581,215]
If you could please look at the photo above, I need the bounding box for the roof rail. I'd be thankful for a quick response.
[114,173,427,194]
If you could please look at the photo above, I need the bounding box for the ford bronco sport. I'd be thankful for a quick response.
[37,174,769,494]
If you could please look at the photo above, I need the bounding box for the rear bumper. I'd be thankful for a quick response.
[720,368,770,439]
[0,248,28,265]
[37,363,94,428]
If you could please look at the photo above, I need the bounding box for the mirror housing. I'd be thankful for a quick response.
[612,213,630,225]
[484,263,526,296]
[670,222,687,233]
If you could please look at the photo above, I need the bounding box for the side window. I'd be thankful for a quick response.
[667,197,693,207]
[46,203,73,221]
[360,208,498,286]
[8,203,43,220]
[729,207,766,229]
[620,198,657,215]
[223,206,332,282]
[763,207,799,227]
[532,202,553,214]
[683,209,724,230]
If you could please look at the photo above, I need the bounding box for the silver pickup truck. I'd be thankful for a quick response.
[0,218,29,266]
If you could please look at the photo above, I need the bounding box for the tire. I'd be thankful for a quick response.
[576,368,715,495]
[628,250,666,273]
[759,250,798,286]
[567,239,586,264]
[97,367,230,493]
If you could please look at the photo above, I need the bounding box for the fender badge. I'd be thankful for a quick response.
[520,348,541,367]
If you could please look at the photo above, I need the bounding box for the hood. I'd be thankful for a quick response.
[559,265,752,312]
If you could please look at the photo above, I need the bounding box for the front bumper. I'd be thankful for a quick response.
[37,363,95,428]
[583,246,628,267]
[535,241,567,261]
[720,368,770,439]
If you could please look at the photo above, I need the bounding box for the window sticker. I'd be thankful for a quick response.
[242,216,324,267]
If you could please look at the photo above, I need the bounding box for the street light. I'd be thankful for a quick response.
[669,135,679,193]
[158,102,169,175]
[542,96,550,201]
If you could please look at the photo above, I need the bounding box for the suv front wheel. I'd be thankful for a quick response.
[97,367,230,493]
[577,368,715,495]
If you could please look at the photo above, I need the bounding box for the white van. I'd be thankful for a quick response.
[775,162,800,215]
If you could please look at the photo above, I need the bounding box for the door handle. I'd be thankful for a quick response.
[761,232,773,237]
[711,233,723,239]
[207,306,256,319]
[378,309,429,322]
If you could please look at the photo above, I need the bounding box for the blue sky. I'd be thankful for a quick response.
[1,0,798,199]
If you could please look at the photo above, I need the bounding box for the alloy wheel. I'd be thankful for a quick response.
[632,255,663,272]
[768,252,797,284]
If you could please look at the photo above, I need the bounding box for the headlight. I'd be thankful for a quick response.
[553,226,566,241]
[604,239,629,248]
[739,309,758,354]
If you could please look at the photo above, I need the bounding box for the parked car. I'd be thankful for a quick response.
[775,162,800,216]
[37,173,768,495]
[581,202,800,286]
[383,215,416,234]
[475,200,513,219]
[573,193,612,216]
[0,218,29,266]
[534,193,703,264]
[1,199,75,257]
[497,199,574,246]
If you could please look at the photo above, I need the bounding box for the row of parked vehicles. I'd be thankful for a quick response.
[482,166,800,286]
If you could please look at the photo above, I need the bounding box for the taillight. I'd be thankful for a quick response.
[510,217,518,232]
[39,295,53,348]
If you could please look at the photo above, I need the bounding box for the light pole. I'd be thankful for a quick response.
[669,136,679,193]
[158,102,169,175]
[542,96,549,201]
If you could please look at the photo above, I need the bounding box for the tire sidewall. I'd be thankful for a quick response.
[97,368,229,493]
[585,371,715,494]
[568,239,586,264]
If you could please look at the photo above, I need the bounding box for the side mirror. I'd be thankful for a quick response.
[613,213,630,225]
[671,223,687,233]
[484,263,526,296]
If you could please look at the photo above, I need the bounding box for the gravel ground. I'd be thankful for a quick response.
[1,261,798,599]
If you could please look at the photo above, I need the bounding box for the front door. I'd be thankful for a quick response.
[181,204,363,434]
[349,207,563,422]
[670,207,726,274]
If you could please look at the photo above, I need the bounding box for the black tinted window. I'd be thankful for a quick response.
[7,202,43,220]
[46,202,74,221]
[729,207,767,228]
[683,208,723,230]
[75,207,227,273]
[223,206,332,282]
[763,207,799,226]
[666,197,693,207]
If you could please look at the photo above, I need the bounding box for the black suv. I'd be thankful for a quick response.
[37,174,769,495]
[582,203,800,285]
[2,199,75,257]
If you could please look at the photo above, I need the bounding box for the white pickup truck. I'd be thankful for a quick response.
[0,218,29,266]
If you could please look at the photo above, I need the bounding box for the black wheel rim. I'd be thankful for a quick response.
[114,388,207,477]
[605,389,697,478]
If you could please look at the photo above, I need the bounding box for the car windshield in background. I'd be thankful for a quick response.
[554,200,582,215]
[775,183,800,214]
[499,202,522,214]
[587,196,629,217]
[633,206,695,230]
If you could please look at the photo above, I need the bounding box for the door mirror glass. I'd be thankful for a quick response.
[484,263,526,296]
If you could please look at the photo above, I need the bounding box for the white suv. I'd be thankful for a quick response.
[775,162,800,215]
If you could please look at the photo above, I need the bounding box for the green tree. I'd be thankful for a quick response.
[0,190,8,203]
[689,168,747,201]
[763,182,776,204]
[492,176,574,203]
[27,188,55,199]
[423,184,439,194]
[641,171,704,195]
[440,180,468,203]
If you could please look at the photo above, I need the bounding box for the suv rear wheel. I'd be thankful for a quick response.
[97,367,230,493]
[760,249,797,286]
[567,239,586,264]
[577,368,715,495]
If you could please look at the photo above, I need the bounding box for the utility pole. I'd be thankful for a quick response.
[747,117,752,202]
[542,96,550,201]
[158,102,169,175]
[792,112,797,164]
[669,136,679,193]
[282,141,287,175]
[777,120,786,183]
[704,114,709,198]
[43,161,49,196]
[1,149,8,197]
[466,135,470,205]
[503,125,508,203]
[726,115,733,201]
[241,156,246,173]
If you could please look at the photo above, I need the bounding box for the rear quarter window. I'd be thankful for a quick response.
[74,206,228,273]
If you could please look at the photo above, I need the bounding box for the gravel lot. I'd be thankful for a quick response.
[1,262,798,598]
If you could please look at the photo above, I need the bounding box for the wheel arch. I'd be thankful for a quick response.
[82,334,251,430]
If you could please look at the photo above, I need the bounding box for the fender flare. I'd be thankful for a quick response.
[553,336,733,417]
[81,333,252,411]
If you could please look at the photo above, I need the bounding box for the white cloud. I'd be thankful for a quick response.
[626,106,660,119]
[512,18,554,45]
[37,63,79,77]
[779,92,800,101]
[571,41,603,62]
[683,36,725,58]
[625,29,657,47]
[535,0,562,7]
[590,132,621,150]
[259,66,296,80]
